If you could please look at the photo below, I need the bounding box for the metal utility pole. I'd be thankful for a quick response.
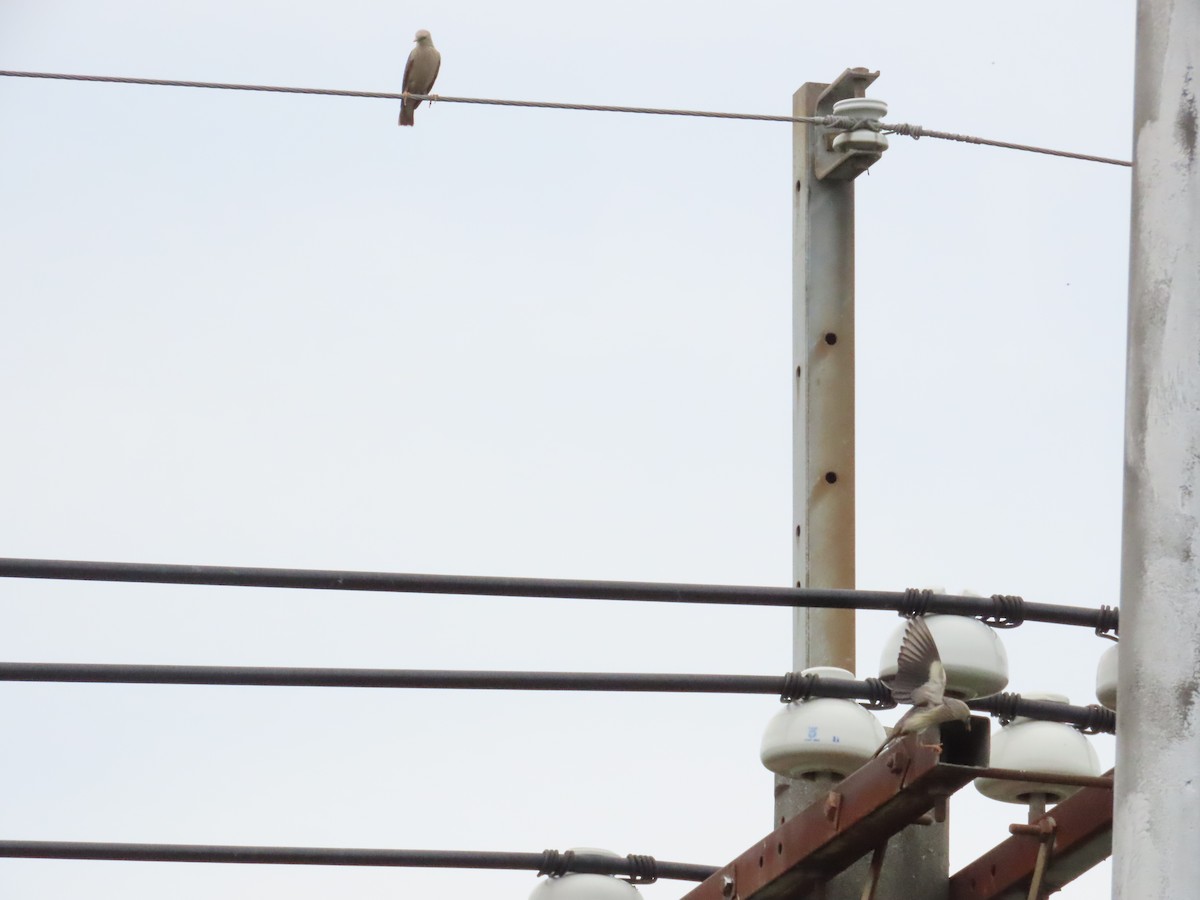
[1114,1,1200,897]
[779,69,947,899]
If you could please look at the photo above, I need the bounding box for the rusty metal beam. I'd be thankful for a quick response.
[682,719,989,900]
[947,770,1114,900]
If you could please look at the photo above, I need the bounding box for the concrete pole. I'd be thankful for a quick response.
[1114,2,1200,897]
[789,76,859,680]
[778,71,947,899]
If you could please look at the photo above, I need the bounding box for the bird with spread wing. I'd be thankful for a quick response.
[875,616,972,756]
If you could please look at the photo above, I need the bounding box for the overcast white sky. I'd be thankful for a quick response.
[0,2,1133,897]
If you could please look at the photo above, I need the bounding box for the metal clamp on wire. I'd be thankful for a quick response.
[780,671,818,703]
[982,594,1026,628]
[859,676,898,711]
[1095,604,1120,641]
[623,854,658,885]
[538,849,576,878]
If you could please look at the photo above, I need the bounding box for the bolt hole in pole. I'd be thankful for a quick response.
[824,332,838,345]
[824,472,838,484]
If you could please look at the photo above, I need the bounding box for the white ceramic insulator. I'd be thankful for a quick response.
[878,614,1009,700]
[1095,643,1118,711]
[759,666,887,778]
[974,693,1102,804]
[830,97,890,152]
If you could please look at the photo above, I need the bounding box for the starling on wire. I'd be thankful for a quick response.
[875,616,971,756]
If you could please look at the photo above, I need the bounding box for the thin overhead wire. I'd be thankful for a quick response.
[0,69,1132,167]
[0,841,717,882]
[0,660,1118,732]
[0,556,1120,636]
[882,122,1131,167]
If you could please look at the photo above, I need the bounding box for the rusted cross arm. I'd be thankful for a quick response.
[681,719,989,900]
[947,770,1114,899]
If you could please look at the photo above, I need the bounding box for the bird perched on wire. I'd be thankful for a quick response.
[874,616,971,756]
[399,29,441,126]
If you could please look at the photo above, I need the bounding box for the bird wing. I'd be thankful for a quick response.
[402,47,417,92]
[404,47,440,95]
[427,52,441,92]
[889,616,946,707]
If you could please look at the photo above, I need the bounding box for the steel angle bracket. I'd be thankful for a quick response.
[947,770,1114,900]
[680,717,989,900]
[808,67,882,182]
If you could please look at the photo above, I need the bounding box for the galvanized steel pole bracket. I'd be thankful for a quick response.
[682,718,989,900]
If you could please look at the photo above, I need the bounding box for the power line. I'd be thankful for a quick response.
[0,69,1132,167]
[0,556,1120,635]
[0,660,1118,732]
[0,842,715,882]
[0,661,798,695]
[882,122,1131,167]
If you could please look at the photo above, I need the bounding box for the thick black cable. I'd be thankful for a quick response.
[0,557,1119,634]
[0,662,1115,732]
[0,662,786,694]
[0,841,715,881]
[968,692,1117,734]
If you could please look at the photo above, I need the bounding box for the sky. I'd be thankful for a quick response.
[0,2,1135,897]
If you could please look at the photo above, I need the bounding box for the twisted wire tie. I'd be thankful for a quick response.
[538,849,576,878]
[860,676,898,711]
[899,587,933,618]
[1095,604,1120,641]
[1074,704,1117,735]
[982,594,1026,628]
[990,691,1024,726]
[884,122,925,139]
[623,854,658,885]
[780,671,818,703]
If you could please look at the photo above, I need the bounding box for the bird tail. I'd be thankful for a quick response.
[399,103,415,126]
